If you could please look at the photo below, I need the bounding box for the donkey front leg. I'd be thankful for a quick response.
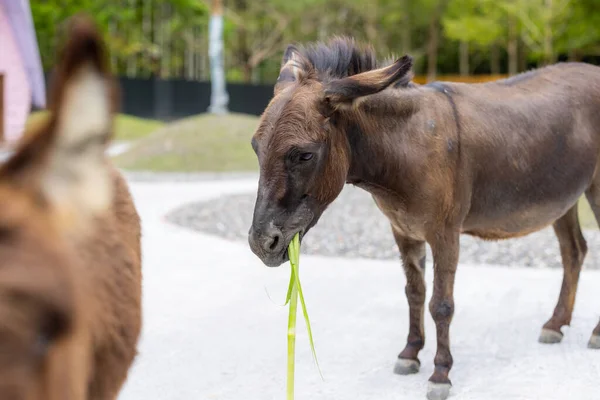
[426,231,459,400]
[391,228,427,375]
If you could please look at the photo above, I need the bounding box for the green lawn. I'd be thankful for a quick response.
[578,197,597,229]
[26,111,163,141]
[113,113,259,172]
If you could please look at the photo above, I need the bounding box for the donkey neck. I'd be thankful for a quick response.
[342,87,433,201]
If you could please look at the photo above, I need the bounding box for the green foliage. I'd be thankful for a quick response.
[31,0,600,83]
[556,0,600,56]
[32,0,208,76]
[443,0,504,46]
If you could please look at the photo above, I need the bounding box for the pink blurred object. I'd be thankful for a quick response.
[0,0,46,145]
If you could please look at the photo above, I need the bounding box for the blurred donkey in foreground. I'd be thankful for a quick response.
[0,14,142,399]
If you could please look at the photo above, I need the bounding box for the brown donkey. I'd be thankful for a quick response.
[0,15,141,399]
[248,37,600,400]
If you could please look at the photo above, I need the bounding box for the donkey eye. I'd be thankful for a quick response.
[299,152,314,161]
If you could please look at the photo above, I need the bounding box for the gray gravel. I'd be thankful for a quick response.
[166,184,600,269]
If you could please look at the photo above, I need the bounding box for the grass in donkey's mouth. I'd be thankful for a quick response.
[285,233,322,400]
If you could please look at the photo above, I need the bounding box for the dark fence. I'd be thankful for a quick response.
[42,74,275,121]
[118,78,275,121]
[41,58,600,121]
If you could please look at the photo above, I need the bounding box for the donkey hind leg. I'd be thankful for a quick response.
[589,319,600,349]
[391,228,427,375]
[539,205,587,344]
[585,186,600,348]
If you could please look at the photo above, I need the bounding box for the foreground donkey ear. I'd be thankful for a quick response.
[0,14,115,224]
[274,44,311,95]
[321,55,413,111]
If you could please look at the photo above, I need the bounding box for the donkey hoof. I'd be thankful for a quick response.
[394,358,420,375]
[588,335,600,349]
[539,328,563,344]
[426,382,451,400]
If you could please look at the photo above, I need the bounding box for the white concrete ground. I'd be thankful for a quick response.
[118,178,600,400]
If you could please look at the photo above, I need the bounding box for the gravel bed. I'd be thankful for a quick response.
[166,185,600,269]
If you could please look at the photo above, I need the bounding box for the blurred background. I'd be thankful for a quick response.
[31,0,600,84]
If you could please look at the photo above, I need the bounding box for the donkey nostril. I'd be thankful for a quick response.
[268,234,280,251]
[262,230,282,253]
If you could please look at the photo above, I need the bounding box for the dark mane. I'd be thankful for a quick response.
[293,36,412,86]
[294,36,379,81]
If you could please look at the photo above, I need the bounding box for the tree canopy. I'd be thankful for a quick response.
[31,0,600,83]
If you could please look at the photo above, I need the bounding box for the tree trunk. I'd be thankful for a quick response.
[196,27,203,80]
[251,67,260,84]
[209,0,229,114]
[490,43,500,75]
[401,0,411,55]
[459,40,469,76]
[184,26,195,80]
[426,2,444,82]
[233,0,252,83]
[143,0,152,77]
[568,49,581,62]
[507,15,518,75]
[364,4,378,45]
[152,0,162,77]
[317,14,328,41]
[518,37,527,72]
[242,64,252,83]
[201,36,209,81]
[161,4,171,78]
[126,0,138,77]
[109,20,117,72]
[542,0,555,65]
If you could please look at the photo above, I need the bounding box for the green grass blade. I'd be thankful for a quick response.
[291,265,324,380]
[288,237,324,381]
[287,240,299,400]
[286,233,324,399]
[284,270,294,306]
[263,264,295,307]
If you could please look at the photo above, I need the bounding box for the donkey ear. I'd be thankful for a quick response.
[282,44,299,66]
[0,14,116,223]
[322,55,413,108]
[274,44,311,95]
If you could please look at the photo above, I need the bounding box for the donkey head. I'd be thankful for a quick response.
[0,15,115,399]
[249,38,413,267]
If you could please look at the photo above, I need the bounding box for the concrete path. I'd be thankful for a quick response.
[118,177,600,400]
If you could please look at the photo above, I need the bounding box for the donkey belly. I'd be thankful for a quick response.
[462,143,598,239]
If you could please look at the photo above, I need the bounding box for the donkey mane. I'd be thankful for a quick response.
[294,36,378,81]
[294,36,412,87]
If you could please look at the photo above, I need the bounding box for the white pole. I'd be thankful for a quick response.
[208,0,228,114]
